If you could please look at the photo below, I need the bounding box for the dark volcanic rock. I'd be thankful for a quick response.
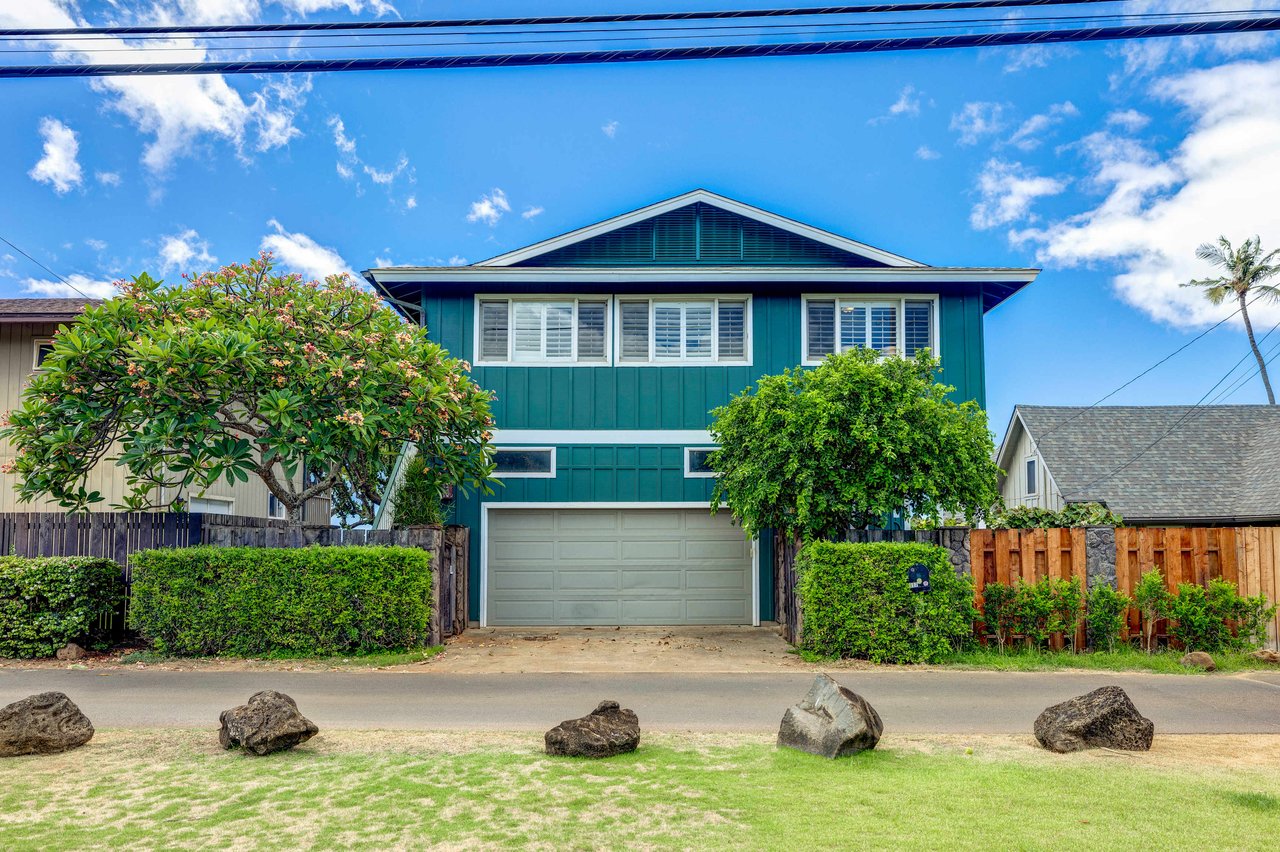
[1034,686,1154,753]
[1180,651,1215,671]
[55,643,86,662]
[778,673,882,759]
[0,692,95,756]
[219,690,318,756]
[545,700,640,758]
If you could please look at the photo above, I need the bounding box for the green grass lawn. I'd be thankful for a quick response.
[936,647,1276,673]
[1,731,1276,850]
[115,646,444,669]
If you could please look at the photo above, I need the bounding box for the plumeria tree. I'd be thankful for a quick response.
[1,254,494,526]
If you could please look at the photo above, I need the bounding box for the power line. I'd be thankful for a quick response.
[0,1,1135,37]
[4,9,1265,54]
[3,17,1278,78]
[0,234,94,301]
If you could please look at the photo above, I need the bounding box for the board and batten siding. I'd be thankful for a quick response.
[1,321,328,520]
[997,419,1063,512]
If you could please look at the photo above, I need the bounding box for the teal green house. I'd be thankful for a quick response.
[366,189,1037,627]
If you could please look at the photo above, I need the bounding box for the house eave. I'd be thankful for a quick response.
[364,266,1041,284]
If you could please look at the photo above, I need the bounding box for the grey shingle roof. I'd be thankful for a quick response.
[0,298,100,322]
[1015,405,1280,524]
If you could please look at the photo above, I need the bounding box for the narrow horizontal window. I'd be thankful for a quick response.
[188,496,233,515]
[493,447,556,478]
[685,447,718,478]
[476,298,610,365]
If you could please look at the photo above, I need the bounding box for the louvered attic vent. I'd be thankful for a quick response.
[517,203,883,267]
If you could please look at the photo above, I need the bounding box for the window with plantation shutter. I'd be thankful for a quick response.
[803,296,937,364]
[476,297,612,364]
[717,301,746,360]
[619,301,650,361]
[619,297,751,364]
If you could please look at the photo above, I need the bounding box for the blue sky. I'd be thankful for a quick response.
[3,1,1279,440]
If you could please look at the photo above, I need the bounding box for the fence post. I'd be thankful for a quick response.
[939,527,971,578]
[1085,526,1118,590]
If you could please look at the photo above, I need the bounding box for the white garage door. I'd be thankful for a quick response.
[485,508,754,626]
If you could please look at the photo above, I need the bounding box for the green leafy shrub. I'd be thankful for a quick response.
[1051,576,1085,652]
[0,556,125,658]
[1168,579,1275,653]
[130,546,433,657]
[980,582,1019,653]
[1086,581,1131,653]
[390,451,447,527]
[1015,578,1057,648]
[1133,568,1172,653]
[796,542,976,663]
[988,502,1123,529]
[980,576,1085,652]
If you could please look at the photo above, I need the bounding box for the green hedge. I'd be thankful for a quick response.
[796,541,976,663]
[0,556,125,658]
[129,546,433,657]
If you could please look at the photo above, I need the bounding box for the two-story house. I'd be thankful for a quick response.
[1,298,327,522]
[366,189,1038,627]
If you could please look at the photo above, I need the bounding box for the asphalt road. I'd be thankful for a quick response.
[3,669,1279,733]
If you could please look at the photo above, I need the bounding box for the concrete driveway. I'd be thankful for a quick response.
[428,626,804,673]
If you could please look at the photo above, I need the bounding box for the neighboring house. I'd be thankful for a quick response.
[997,404,1280,526]
[367,189,1038,626]
[0,298,326,522]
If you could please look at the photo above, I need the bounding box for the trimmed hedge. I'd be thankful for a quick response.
[129,546,433,657]
[0,556,125,658]
[796,541,976,663]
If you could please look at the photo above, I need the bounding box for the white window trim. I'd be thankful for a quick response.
[613,294,753,367]
[32,338,55,371]
[473,295,613,367]
[800,293,940,367]
[188,495,235,515]
[1024,455,1038,497]
[684,446,719,478]
[492,446,557,479]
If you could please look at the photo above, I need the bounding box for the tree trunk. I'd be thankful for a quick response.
[1240,293,1277,404]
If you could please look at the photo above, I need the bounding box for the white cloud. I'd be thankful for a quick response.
[448,255,468,267]
[466,189,511,226]
[1114,1,1277,78]
[601,120,619,138]
[29,118,83,194]
[522,205,545,219]
[1002,44,1075,73]
[375,255,394,267]
[868,85,922,124]
[157,228,217,273]
[1006,102,1079,152]
[1014,58,1280,329]
[23,274,116,299]
[365,154,408,185]
[915,145,941,161]
[1107,109,1151,132]
[175,1,396,24]
[950,102,1006,145]
[85,238,108,251]
[969,159,1067,230]
[260,219,356,281]
[405,195,417,210]
[95,171,122,187]
[328,114,413,201]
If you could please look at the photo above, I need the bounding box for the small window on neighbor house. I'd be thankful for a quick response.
[33,339,55,370]
[189,496,233,515]
[1025,458,1038,495]
[493,447,555,478]
[685,447,717,478]
[268,494,287,520]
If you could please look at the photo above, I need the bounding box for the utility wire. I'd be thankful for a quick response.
[0,0,1136,37]
[3,9,1265,54]
[4,17,1278,78]
[0,235,94,301]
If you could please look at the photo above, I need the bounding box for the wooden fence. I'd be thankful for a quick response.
[0,511,469,642]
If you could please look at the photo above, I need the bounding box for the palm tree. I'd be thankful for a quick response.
[1181,236,1280,405]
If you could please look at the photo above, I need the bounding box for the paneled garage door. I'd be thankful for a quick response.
[485,508,754,626]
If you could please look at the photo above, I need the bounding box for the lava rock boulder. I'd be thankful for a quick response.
[778,673,882,759]
[55,643,87,662]
[1180,651,1216,671]
[219,690,318,756]
[545,700,640,758]
[1034,686,1154,753]
[0,692,95,757]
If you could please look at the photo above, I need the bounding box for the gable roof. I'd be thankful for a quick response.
[476,189,926,268]
[1005,404,1280,524]
[0,298,100,323]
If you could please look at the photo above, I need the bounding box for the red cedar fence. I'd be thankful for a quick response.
[0,512,468,642]
[780,527,1280,650]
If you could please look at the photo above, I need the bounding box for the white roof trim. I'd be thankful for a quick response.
[473,189,926,269]
[366,266,1039,284]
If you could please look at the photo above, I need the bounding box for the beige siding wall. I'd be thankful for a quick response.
[997,419,1063,512]
[2,322,331,522]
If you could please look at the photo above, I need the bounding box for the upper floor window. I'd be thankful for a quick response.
[477,297,608,364]
[617,297,749,364]
[1025,457,1038,496]
[803,296,936,364]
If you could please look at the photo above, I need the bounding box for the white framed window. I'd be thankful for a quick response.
[492,447,556,479]
[684,447,718,478]
[802,295,938,365]
[615,296,750,365]
[1025,457,1038,496]
[32,339,55,371]
[475,296,609,365]
[189,496,234,515]
[268,494,287,520]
